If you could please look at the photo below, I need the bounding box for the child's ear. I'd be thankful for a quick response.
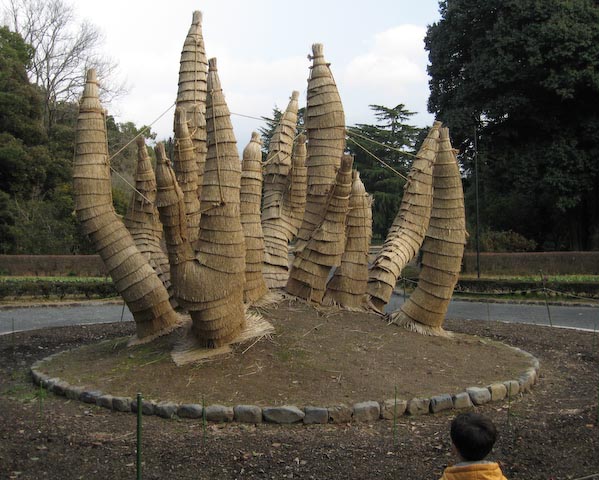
[451,443,460,458]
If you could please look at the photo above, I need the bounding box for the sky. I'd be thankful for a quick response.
[47,0,441,144]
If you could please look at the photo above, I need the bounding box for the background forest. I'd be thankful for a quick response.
[1,0,598,254]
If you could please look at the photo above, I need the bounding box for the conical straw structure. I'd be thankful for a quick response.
[124,137,175,304]
[241,132,268,302]
[296,43,345,250]
[323,170,372,310]
[390,127,466,335]
[262,92,301,288]
[176,10,208,201]
[367,122,441,312]
[286,154,353,304]
[74,69,179,341]
[173,107,201,246]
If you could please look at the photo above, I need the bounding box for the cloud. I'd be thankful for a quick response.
[341,24,433,125]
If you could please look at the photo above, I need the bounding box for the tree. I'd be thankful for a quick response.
[346,104,421,240]
[426,0,599,250]
[3,0,125,130]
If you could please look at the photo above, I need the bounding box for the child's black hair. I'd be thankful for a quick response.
[450,412,497,461]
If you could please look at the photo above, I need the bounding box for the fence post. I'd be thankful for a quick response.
[137,393,142,480]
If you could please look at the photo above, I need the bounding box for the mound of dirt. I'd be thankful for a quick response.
[39,301,531,406]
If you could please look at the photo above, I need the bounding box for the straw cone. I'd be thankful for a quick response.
[323,170,372,310]
[286,154,353,304]
[367,122,441,312]
[173,107,201,246]
[241,132,268,302]
[390,126,466,335]
[74,69,179,341]
[123,137,175,305]
[262,92,302,288]
[296,44,345,250]
[176,10,208,201]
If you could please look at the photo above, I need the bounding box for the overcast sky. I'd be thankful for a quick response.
[48,1,441,144]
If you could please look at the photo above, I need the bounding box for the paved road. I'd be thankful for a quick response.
[0,296,597,335]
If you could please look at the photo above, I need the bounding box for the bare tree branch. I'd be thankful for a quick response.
[2,0,127,130]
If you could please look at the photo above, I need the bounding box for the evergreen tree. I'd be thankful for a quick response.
[426,0,599,250]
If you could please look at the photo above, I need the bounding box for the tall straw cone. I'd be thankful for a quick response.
[176,10,208,202]
[262,91,301,288]
[390,126,466,335]
[123,137,175,306]
[74,69,179,342]
[296,43,345,250]
[323,170,372,310]
[287,154,353,304]
[367,122,441,312]
[241,131,268,302]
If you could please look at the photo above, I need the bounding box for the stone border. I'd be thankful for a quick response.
[30,346,540,425]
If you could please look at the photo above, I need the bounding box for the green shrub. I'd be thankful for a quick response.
[468,229,537,252]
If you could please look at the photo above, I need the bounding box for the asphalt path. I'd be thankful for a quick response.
[0,296,597,336]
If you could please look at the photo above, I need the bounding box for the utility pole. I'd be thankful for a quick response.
[474,125,481,279]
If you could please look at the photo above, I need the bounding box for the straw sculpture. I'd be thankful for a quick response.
[173,107,201,246]
[285,134,308,236]
[241,132,268,302]
[286,154,353,303]
[176,10,208,201]
[123,137,174,303]
[262,91,301,288]
[322,170,373,310]
[367,122,441,313]
[390,127,466,335]
[73,70,179,341]
[154,58,246,348]
[296,43,346,249]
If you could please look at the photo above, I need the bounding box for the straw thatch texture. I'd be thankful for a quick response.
[285,134,308,234]
[322,170,372,310]
[195,57,245,345]
[286,155,353,304]
[74,70,179,341]
[390,127,466,335]
[296,44,345,249]
[241,132,268,303]
[123,137,174,304]
[176,10,208,201]
[173,107,201,246]
[367,122,441,312]
[262,92,301,288]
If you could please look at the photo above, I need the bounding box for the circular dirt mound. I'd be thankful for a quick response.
[38,301,532,406]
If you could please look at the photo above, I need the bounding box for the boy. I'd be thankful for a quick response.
[440,412,507,480]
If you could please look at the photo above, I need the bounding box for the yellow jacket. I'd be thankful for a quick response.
[440,462,507,480]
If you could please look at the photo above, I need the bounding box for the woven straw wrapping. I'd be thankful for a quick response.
[296,43,345,249]
[123,137,175,304]
[367,122,441,312]
[391,127,466,335]
[195,58,246,346]
[322,170,372,310]
[74,70,179,341]
[176,10,208,202]
[241,132,268,302]
[286,154,353,304]
[173,107,201,246]
[262,92,300,288]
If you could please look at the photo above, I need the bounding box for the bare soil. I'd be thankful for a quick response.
[39,301,531,406]
[0,308,598,479]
